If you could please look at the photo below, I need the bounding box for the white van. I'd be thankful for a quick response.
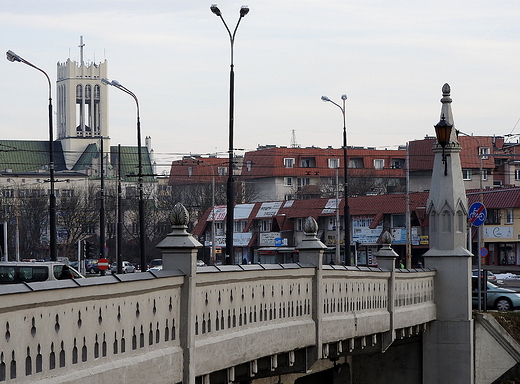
[0,262,84,284]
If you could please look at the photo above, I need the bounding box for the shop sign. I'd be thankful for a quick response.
[259,232,282,246]
[484,226,514,239]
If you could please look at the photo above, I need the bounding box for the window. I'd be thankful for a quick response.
[60,188,74,197]
[3,189,14,198]
[85,84,92,99]
[187,167,193,177]
[391,159,405,169]
[328,217,337,230]
[485,209,501,225]
[328,158,340,169]
[284,158,295,168]
[374,159,384,170]
[246,161,252,172]
[391,214,406,228]
[506,209,514,224]
[300,157,316,168]
[284,177,293,187]
[215,222,224,236]
[296,218,304,232]
[479,147,490,160]
[234,220,246,232]
[259,220,270,232]
[348,158,363,169]
[481,169,488,181]
[218,167,227,176]
[462,169,472,180]
[515,169,520,181]
[296,178,310,191]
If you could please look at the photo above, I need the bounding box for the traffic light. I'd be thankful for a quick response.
[83,241,94,259]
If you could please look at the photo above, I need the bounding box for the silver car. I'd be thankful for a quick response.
[110,261,136,274]
[472,277,520,311]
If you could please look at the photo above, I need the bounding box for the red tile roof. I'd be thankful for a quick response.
[467,188,520,209]
[409,136,506,171]
[191,192,430,235]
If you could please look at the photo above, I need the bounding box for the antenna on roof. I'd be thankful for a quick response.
[290,129,300,148]
[79,36,85,65]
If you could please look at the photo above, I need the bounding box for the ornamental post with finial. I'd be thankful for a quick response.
[156,202,202,273]
[155,202,201,384]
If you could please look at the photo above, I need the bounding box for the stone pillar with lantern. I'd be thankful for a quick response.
[422,84,474,384]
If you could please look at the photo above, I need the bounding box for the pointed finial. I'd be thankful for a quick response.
[381,231,392,245]
[303,216,318,235]
[169,203,189,228]
[442,83,450,96]
[440,83,452,105]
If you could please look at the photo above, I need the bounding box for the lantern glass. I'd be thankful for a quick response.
[434,116,453,147]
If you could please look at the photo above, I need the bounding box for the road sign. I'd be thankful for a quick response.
[468,202,487,227]
[98,258,109,271]
[480,247,488,257]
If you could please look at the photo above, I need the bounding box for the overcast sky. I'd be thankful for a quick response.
[1,0,519,173]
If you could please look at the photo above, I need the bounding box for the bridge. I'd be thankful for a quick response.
[1,205,519,384]
[0,212,438,384]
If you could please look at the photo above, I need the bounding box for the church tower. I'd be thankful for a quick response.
[56,37,109,169]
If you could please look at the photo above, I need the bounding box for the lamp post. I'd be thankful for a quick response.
[102,78,146,272]
[6,50,57,261]
[210,4,249,264]
[321,95,351,265]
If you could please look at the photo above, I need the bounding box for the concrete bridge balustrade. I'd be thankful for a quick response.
[0,205,436,384]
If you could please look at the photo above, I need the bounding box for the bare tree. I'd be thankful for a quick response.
[57,186,99,259]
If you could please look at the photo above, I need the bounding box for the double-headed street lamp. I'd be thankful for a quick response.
[321,94,351,265]
[6,50,57,261]
[102,78,146,272]
[210,4,249,264]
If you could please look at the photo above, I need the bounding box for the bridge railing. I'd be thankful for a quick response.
[0,266,435,384]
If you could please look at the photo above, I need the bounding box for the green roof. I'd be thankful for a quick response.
[71,143,99,172]
[109,146,154,182]
[0,140,66,173]
[0,140,153,182]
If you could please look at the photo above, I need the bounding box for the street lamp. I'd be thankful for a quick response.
[210,4,249,264]
[102,78,146,272]
[321,94,351,265]
[434,114,453,176]
[6,50,57,261]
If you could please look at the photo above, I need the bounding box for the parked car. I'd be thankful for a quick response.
[85,259,100,274]
[472,269,497,283]
[472,277,520,311]
[0,261,84,284]
[197,260,206,267]
[147,259,162,271]
[110,261,136,274]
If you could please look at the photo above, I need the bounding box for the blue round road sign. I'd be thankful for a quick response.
[468,202,487,227]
